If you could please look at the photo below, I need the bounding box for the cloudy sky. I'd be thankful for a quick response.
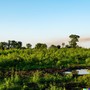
[0,0,90,47]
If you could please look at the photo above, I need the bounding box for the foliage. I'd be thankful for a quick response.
[0,34,90,89]
[69,34,80,48]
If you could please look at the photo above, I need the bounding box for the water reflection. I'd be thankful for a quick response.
[64,69,90,75]
[77,69,90,75]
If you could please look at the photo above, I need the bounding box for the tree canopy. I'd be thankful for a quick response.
[69,34,80,48]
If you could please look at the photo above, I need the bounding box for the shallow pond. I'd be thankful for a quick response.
[64,69,90,75]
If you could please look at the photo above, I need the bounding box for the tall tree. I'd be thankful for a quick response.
[8,40,11,49]
[69,34,80,48]
[26,43,32,49]
[17,41,22,49]
[10,40,17,48]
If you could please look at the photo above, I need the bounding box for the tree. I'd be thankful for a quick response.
[57,45,61,49]
[49,45,57,49]
[7,40,22,49]
[17,41,22,49]
[0,42,8,50]
[10,40,17,48]
[8,40,11,49]
[26,43,32,49]
[69,34,80,48]
[65,45,70,48]
[62,43,65,48]
[35,43,47,49]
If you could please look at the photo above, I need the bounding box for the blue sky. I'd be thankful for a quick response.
[0,0,90,47]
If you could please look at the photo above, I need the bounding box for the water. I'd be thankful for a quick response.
[64,69,90,75]
[77,69,90,75]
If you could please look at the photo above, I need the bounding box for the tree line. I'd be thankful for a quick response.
[0,34,80,50]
